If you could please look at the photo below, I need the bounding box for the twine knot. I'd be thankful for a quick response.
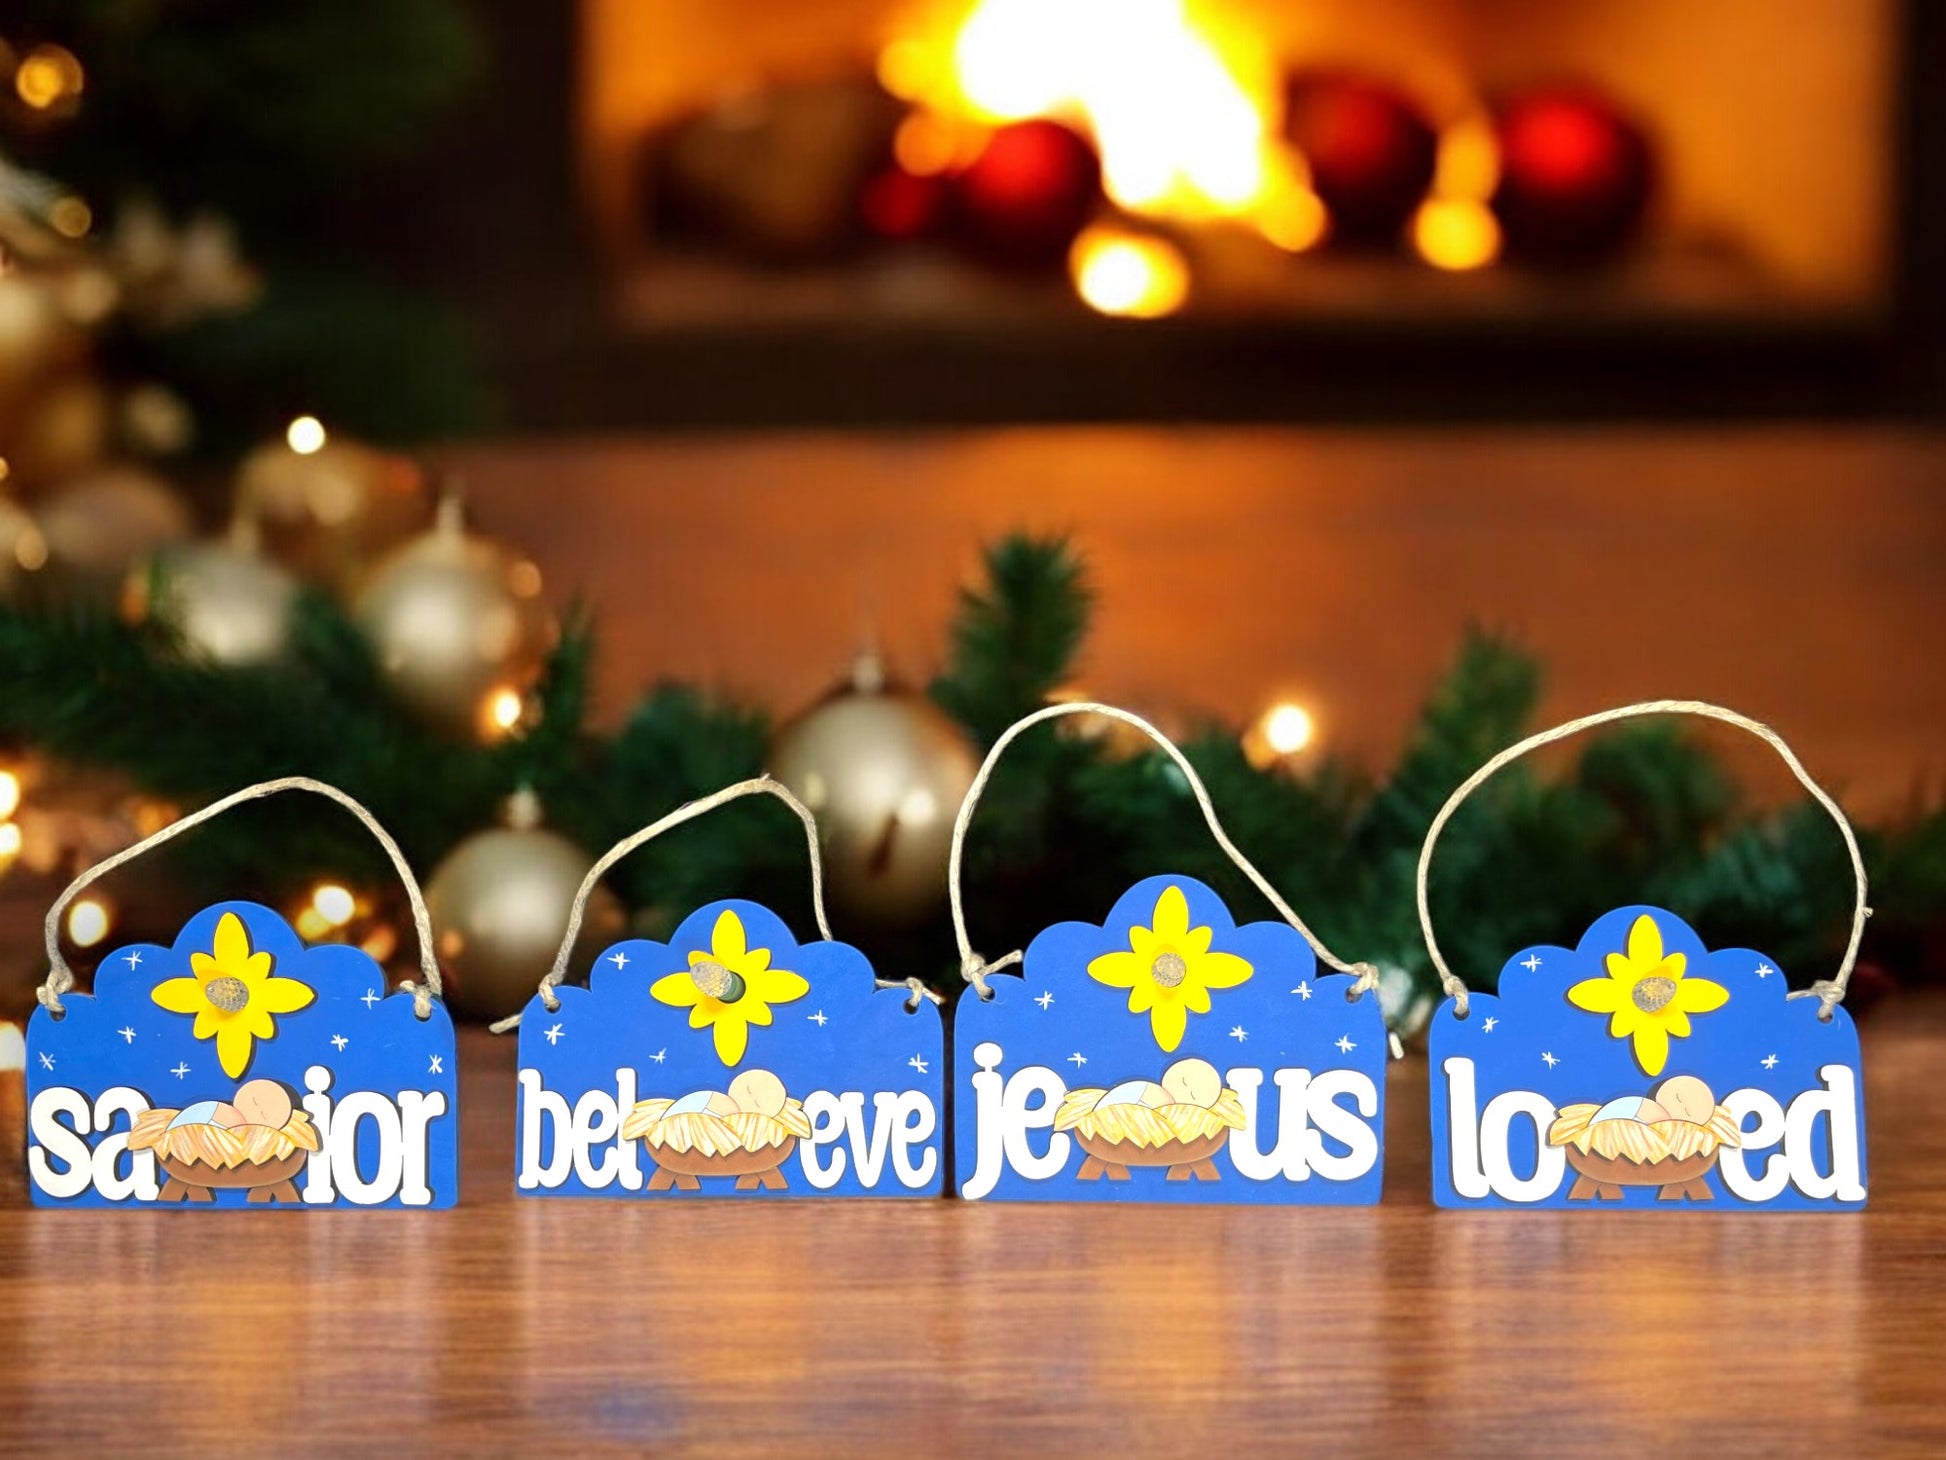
[1344,961,1382,1001]
[35,976,71,1019]
[876,975,944,1011]
[960,953,994,1000]
[1786,978,1847,1023]
[395,978,437,1021]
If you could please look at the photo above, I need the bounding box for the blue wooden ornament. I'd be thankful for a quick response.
[1420,702,1870,1212]
[955,874,1389,1204]
[511,779,945,1199]
[515,901,944,1197]
[23,779,460,1210]
[1429,906,1866,1209]
[27,902,459,1209]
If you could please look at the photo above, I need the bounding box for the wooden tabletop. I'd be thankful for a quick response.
[2,999,1941,1456]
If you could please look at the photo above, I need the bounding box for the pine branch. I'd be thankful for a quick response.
[930,537,1089,744]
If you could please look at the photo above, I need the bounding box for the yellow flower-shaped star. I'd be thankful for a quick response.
[1087,884,1253,1053]
[1566,913,1729,1076]
[151,911,316,1078]
[650,909,810,1066]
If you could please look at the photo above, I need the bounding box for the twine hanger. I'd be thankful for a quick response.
[38,776,445,1020]
[490,774,937,1033]
[1416,699,1871,1022]
[949,701,1382,1002]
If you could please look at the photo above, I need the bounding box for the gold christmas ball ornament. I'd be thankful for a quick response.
[425,789,624,1022]
[27,465,190,605]
[234,421,429,590]
[0,272,84,422]
[128,519,299,667]
[6,369,110,487]
[770,654,980,927]
[353,496,555,739]
[0,495,48,599]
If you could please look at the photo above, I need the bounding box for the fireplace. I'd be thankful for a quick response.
[434,0,1941,427]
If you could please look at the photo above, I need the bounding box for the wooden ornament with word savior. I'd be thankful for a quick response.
[949,704,1388,1205]
[26,782,459,1209]
[1421,703,1869,1212]
[511,780,945,1198]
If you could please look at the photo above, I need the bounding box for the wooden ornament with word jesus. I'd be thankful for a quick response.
[503,778,944,1198]
[26,780,458,1209]
[950,704,1389,1205]
[1423,703,1869,1211]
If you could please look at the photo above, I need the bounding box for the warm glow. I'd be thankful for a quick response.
[877,37,934,101]
[1070,226,1189,318]
[15,45,83,110]
[312,884,357,927]
[1434,114,1501,202]
[894,111,971,177]
[890,0,1281,227]
[1413,198,1502,271]
[0,770,18,821]
[1262,702,1315,755]
[484,687,525,736]
[13,522,48,573]
[67,898,111,949]
[48,197,91,239]
[285,415,327,455]
[1258,181,1328,253]
[0,821,20,865]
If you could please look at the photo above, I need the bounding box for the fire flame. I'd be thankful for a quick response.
[882,0,1309,233]
[882,0,1503,300]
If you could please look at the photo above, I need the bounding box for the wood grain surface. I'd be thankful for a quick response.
[2,1001,1941,1457]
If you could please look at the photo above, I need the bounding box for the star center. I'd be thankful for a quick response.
[1150,951,1188,988]
[205,975,251,1013]
[1632,975,1677,1013]
[691,959,746,1003]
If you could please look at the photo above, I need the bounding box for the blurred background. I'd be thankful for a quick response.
[0,1,1940,1031]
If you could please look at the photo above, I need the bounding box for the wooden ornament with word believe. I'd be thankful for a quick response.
[501,777,945,1198]
[1423,702,1869,1211]
[26,779,458,1209]
[951,704,1390,1205]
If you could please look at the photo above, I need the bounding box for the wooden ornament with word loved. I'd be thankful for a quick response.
[506,778,945,1199]
[949,704,1389,1205]
[1421,703,1869,1211]
[26,781,458,1209]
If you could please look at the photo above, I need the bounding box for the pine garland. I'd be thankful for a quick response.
[1,535,1941,1010]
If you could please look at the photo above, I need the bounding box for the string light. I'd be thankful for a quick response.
[67,898,111,948]
[1070,226,1190,318]
[285,415,327,455]
[297,882,358,939]
[1262,702,1315,755]
[482,686,525,738]
[14,44,83,111]
[312,884,356,926]
[47,196,92,239]
[0,821,19,868]
[1244,699,1317,769]
[0,769,18,821]
[1413,199,1500,271]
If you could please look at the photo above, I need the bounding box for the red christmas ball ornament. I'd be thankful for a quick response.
[1284,72,1437,248]
[860,164,950,243]
[951,119,1101,269]
[1491,86,1654,264]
